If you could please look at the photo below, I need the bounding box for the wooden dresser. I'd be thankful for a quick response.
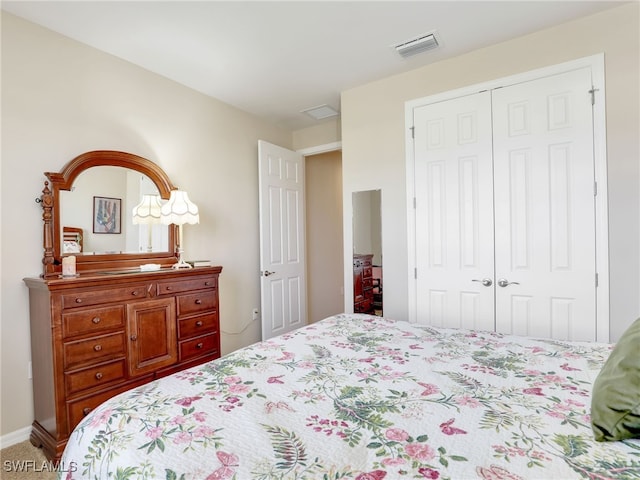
[23,266,222,462]
[353,254,374,314]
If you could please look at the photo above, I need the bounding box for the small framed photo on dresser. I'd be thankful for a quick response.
[93,196,121,234]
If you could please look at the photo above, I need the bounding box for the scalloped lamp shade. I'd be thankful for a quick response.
[160,190,199,225]
[132,194,163,225]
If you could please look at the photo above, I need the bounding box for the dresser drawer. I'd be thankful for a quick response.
[179,334,218,362]
[157,275,217,296]
[178,312,218,340]
[67,382,142,432]
[62,285,148,309]
[62,305,125,338]
[355,299,372,313]
[65,359,126,396]
[64,332,126,369]
[177,292,216,317]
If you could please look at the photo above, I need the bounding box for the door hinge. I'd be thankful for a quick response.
[410,126,415,139]
[589,87,599,106]
[413,197,416,209]
[595,273,599,287]
[414,267,417,279]
[594,181,598,196]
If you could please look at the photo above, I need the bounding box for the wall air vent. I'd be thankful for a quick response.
[394,32,439,58]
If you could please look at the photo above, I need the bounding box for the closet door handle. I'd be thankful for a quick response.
[472,278,493,287]
[497,278,520,288]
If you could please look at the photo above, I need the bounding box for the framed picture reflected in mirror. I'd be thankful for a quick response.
[93,196,121,234]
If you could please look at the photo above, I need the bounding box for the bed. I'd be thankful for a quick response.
[63,226,83,253]
[60,314,639,479]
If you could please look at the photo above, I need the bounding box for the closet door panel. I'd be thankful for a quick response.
[414,92,495,330]
[492,67,596,341]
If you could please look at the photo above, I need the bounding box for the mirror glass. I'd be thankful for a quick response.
[59,166,169,255]
[352,189,382,315]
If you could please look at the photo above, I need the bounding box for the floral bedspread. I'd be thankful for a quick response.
[61,314,640,479]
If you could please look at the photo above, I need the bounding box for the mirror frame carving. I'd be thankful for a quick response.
[39,150,178,278]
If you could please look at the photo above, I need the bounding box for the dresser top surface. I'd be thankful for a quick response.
[24,265,223,290]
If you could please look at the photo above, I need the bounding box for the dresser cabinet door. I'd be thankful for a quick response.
[127,298,177,377]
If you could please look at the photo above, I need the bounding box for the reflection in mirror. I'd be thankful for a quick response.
[352,190,382,316]
[59,166,169,254]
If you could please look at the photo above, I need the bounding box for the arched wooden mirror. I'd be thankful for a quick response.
[38,150,178,278]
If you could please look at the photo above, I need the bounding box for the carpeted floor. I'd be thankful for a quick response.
[0,441,57,479]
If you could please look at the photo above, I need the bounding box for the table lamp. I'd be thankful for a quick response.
[160,189,199,269]
[132,194,163,252]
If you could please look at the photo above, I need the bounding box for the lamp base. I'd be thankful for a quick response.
[172,259,193,269]
[172,248,192,269]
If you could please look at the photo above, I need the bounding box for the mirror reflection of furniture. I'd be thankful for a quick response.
[354,253,374,314]
[132,194,163,252]
[38,150,178,277]
[160,189,200,269]
[372,265,383,315]
[352,189,382,315]
[62,226,83,253]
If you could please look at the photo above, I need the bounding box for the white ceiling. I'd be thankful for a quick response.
[2,1,626,130]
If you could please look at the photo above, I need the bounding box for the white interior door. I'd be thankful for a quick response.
[258,140,307,340]
[492,68,596,341]
[414,91,496,331]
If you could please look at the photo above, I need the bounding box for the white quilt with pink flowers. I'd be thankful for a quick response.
[61,314,640,479]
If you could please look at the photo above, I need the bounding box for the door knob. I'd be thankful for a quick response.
[497,278,520,288]
[472,278,493,287]
[262,270,275,277]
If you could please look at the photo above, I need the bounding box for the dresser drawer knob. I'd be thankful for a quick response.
[195,299,202,305]
[95,372,103,380]
[196,342,204,349]
[75,298,83,304]
[93,344,102,352]
[131,290,139,296]
[195,320,203,327]
[130,335,137,341]
[83,407,92,416]
[205,281,212,286]
[92,317,101,324]
[165,286,173,291]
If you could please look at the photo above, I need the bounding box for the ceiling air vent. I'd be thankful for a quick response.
[394,32,439,59]
[301,104,339,120]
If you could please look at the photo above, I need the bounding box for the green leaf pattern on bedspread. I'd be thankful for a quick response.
[61,315,640,479]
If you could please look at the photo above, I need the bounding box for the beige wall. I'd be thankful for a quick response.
[341,4,639,340]
[305,151,344,323]
[1,13,292,438]
[292,118,341,151]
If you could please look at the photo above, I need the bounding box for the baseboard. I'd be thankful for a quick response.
[0,426,31,449]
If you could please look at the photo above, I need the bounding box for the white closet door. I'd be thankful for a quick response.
[414,92,495,330]
[492,68,596,341]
